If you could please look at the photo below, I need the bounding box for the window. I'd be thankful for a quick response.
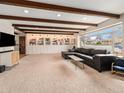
[80,24,124,56]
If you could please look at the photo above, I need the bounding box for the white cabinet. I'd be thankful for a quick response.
[0,51,19,67]
[0,52,12,66]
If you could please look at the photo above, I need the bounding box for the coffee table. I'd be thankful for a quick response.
[68,55,84,70]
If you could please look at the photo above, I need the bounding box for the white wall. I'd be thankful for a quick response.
[0,19,14,66]
[74,33,80,48]
[26,34,76,54]
[0,19,14,35]
[26,45,73,54]
[14,35,19,51]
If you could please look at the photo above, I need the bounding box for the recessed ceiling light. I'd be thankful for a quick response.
[24,10,29,14]
[57,14,61,17]
[83,17,87,20]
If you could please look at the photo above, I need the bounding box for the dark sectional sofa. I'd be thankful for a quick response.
[62,48,115,72]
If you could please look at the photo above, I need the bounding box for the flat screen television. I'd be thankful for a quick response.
[0,32,15,47]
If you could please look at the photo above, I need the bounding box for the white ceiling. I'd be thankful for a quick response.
[0,4,109,24]
[30,0,124,14]
[0,0,122,32]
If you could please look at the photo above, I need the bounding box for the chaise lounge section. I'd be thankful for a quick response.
[112,57,124,74]
[62,48,115,72]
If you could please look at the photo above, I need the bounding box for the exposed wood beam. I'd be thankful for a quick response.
[12,24,86,31]
[14,32,18,35]
[25,32,74,35]
[21,28,77,35]
[0,15,97,26]
[0,0,120,18]
[14,26,21,31]
[19,28,79,33]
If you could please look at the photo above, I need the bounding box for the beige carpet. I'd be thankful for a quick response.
[0,54,124,93]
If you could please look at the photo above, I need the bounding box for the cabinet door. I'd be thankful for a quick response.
[12,52,16,65]
[1,52,12,66]
[11,51,19,65]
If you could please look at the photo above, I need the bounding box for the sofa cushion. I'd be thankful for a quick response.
[76,53,93,62]
[91,49,107,55]
[75,48,81,53]
[115,58,124,67]
[63,52,76,55]
[77,53,93,60]
[77,48,93,55]
[113,66,124,72]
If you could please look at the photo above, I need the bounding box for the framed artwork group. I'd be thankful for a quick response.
[28,35,76,46]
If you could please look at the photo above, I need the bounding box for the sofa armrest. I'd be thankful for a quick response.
[93,54,115,72]
[61,51,77,59]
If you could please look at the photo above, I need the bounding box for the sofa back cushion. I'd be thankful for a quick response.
[75,48,107,56]
[75,48,81,53]
[91,49,107,55]
[115,58,124,67]
[77,48,93,55]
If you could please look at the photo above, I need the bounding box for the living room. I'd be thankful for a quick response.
[0,0,124,93]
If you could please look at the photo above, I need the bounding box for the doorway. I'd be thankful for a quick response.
[19,36,26,58]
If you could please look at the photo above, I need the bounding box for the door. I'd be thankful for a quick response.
[19,36,26,54]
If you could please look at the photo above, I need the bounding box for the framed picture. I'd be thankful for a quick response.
[59,38,64,45]
[52,38,58,45]
[37,38,44,45]
[45,38,51,45]
[29,39,37,45]
[65,38,70,45]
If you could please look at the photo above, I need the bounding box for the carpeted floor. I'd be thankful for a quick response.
[0,54,124,93]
